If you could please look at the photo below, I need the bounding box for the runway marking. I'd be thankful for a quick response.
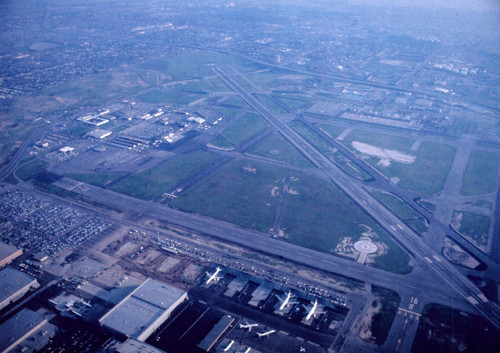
[466,296,479,305]
[478,294,489,303]
[298,253,313,259]
[424,257,433,264]
[275,246,289,251]
[432,255,442,262]
[397,307,422,317]
[320,259,338,265]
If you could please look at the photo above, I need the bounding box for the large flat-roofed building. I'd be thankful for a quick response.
[0,308,56,353]
[117,338,167,353]
[99,278,187,342]
[0,267,39,310]
[0,242,22,268]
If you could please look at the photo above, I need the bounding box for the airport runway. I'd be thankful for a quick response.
[209,65,500,329]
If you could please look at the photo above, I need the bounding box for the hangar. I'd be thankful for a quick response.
[99,278,187,342]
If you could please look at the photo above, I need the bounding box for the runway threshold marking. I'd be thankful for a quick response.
[397,307,422,317]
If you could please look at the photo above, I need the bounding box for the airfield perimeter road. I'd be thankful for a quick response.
[208,64,500,330]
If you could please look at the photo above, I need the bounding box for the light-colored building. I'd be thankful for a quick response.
[117,338,167,353]
[0,267,39,310]
[0,242,22,268]
[99,278,187,342]
[87,129,112,139]
[0,308,56,353]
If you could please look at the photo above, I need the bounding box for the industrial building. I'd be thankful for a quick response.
[198,315,234,352]
[99,278,187,342]
[0,241,22,268]
[117,338,167,353]
[0,267,39,310]
[87,128,112,139]
[0,308,56,353]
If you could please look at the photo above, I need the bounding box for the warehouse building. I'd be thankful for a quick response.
[0,267,39,310]
[99,278,187,342]
[0,308,56,353]
[0,241,22,268]
[117,338,167,353]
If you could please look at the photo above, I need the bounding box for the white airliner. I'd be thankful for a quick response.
[276,291,298,311]
[205,266,223,285]
[257,330,276,337]
[239,322,259,331]
[305,300,325,321]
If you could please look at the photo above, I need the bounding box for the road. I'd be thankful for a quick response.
[208,64,500,330]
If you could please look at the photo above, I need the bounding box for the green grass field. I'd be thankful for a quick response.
[373,191,428,234]
[247,132,313,168]
[141,49,252,80]
[137,89,200,105]
[461,150,500,195]
[16,159,49,181]
[208,135,235,149]
[220,95,248,108]
[318,124,350,140]
[367,142,455,194]
[290,120,372,180]
[342,129,415,152]
[255,94,288,113]
[65,172,123,187]
[171,159,285,233]
[281,173,412,274]
[451,210,490,251]
[274,94,311,110]
[109,150,220,200]
[222,112,269,145]
[412,304,496,353]
[369,286,400,345]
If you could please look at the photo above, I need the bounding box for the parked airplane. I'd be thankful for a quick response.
[257,330,276,337]
[205,267,223,285]
[305,300,325,321]
[239,322,259,332]
[276,291,298,311]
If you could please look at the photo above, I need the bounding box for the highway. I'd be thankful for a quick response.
[208,64,500,330]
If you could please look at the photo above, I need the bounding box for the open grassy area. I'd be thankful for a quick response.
[171,159,286,233]
[208,135,235,149]
[255,93,288,113]
[274,94,311,110]
[15,159,49,181]
[373,191,428,235]
[369,285,400,345]
[221,113,269,145]
[318,124,350,140]
[65,172,123,188]
[451,210,490,252]
[141,49,252,80]
[290,120,372,180]
[412,304,498,353]
[281,172,412,274]
[416,199,437,213]
[137,89,201,105]
[461,150,500,195]
[247,132,313,168]
[368,142,456,194]
[220,95,248,108]
[109,150,220,200]
[342,129,415,152]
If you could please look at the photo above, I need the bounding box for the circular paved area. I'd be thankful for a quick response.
[354,240,378,254]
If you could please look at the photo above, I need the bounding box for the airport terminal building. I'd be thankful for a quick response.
[99,278,187,342]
